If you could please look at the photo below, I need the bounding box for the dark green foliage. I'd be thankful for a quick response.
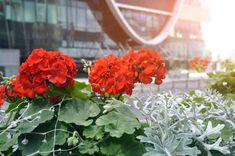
[0,83,144,156]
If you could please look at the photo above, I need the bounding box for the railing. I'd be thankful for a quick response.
[134,77,209,94]
[76,76,210,94]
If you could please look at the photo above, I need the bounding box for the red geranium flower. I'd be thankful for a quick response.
[189,56,210,72]
[9,48,77,100]
[0,85,5,106]
[27,48,48,67]
[200,57,210,68]
[5,77,24,98]
[89,54,135,96]
[123,49,166,85]
[48,60,68,87]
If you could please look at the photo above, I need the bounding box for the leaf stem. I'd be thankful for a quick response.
[1,111,13,129]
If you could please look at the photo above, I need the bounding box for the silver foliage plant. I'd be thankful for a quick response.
[125,90,235,156]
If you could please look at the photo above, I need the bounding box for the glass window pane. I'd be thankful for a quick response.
[58,5,66,27]
[47,4,57,24]
[0,1,4,15]
[86,9,101,32]
[24,1,35,22]
[13,2,23,22]
[37,2,46,22]
[76,8,86,31]
[5,5,11,20]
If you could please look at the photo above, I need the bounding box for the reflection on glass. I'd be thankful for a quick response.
[24,1,35,22]
[120,8,168,40]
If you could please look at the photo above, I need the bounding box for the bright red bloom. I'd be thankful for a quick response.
[0,85,5,106]
[189,56,210,72]
[8,48,77,100]
[189,56,201,70]
[48,60,68,87]
[89,55,135,96]
[62,54,77,78]
[27,48,48,67]
[123,49,166,85]
[200,57,210,67]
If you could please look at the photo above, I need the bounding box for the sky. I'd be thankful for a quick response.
[202,0,235,61]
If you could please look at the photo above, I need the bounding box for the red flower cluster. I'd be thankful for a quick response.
[0,85,5,106]
[2,48,77,101]
[89,55,135,96]
[89,49,166,96]
[189,56,210,72]
[123,49,166,85]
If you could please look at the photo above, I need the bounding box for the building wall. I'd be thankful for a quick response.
[0,0,119,60]
[0,49,20,77]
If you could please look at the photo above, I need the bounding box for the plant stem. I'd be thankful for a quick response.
[116,94,122,101]
[1,111,13,129]
[13,107,21,120]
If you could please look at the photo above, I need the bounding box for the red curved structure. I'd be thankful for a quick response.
[87,0,184,46]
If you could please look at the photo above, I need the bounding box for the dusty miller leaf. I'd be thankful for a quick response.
[203,138,230,155]
[126,90,234,156]
[137,128,201,156]
[198,121,225,141]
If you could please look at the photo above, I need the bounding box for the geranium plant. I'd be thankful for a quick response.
[189,56,210,72]
[0,48,166,156]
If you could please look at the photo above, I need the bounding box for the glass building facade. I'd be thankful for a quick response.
[0,0,120,61]
[0,0,208,76]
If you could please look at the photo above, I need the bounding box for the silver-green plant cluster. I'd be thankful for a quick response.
[125,90,235,156]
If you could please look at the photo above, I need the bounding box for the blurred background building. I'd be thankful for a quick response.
[0,0,209,77]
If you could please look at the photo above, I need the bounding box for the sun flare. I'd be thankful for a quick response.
[202,0,235,61]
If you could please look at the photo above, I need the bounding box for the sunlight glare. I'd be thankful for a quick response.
[202,0,235,61]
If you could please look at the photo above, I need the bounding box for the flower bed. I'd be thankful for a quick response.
[0,49,234,156]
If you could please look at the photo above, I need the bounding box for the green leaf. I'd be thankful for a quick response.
[58,99,100,126]
[78,140,99,155]
[5,99,26,113]
[103,99,123,113]
[83,125,104,140]
[17,99,54,133]
[67,131,79,146]
[231,146,235,156]
[70,81,91,100]
[193,97,204,103]
[0,131,20,151]
[96,105,141,138]
[73,81,89,90]
[18,121,69,156]
[208,71,235,96]
[101,142,123,156]
[70,90,88,100]
[210,150,227,156]
[100,134,144,156]
[225,93,235,100]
